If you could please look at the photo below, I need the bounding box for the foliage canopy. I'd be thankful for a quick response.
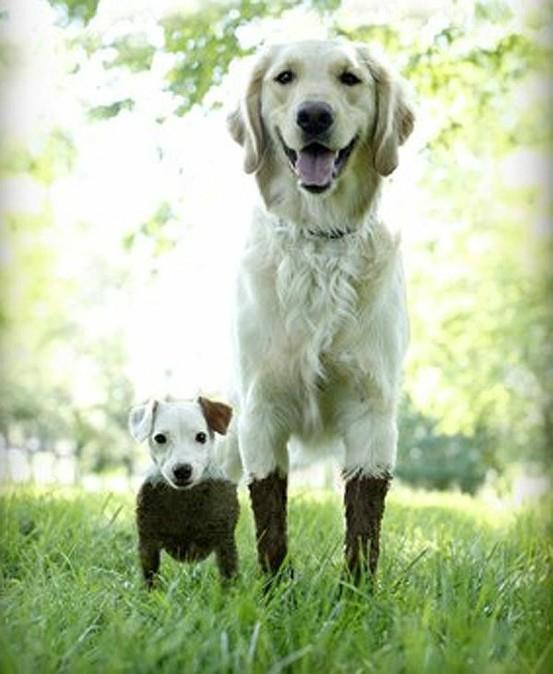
[1,0,551,490]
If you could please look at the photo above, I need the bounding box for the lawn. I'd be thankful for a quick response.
[0,485,551,674]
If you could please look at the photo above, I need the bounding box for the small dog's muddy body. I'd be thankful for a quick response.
[136,475,239,587]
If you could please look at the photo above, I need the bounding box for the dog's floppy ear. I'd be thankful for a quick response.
[358,46,414,176]
[227,49,273,174]
[198,396,233,435]
[129,399,158,442]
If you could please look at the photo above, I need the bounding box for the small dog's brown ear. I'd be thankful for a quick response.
[198,397,233,435]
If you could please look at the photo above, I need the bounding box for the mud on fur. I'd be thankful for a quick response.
[129,397,239,587]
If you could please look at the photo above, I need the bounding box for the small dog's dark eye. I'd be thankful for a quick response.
[275,70,295,85]
[340,72,362,86]
[195,432,207,444]
[153,433,167,444]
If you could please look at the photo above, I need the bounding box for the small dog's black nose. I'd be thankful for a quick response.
[173,464,193,483]
[296,101,334,136]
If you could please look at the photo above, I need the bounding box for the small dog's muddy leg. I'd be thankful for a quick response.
[249,471,288,575]
[139,540,160,588]
[215,537,239,581]
[344,473,391,582]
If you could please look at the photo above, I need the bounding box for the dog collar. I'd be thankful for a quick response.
[305,227,356,240]
[272,216,357,241]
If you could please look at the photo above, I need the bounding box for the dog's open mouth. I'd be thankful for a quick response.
[278,131,357,193]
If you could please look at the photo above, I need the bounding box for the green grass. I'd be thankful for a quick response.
[0,485,551,674]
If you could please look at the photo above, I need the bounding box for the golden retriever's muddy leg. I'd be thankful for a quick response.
[139,540,160,589]
[344,473,391,582]
[216,536,239,581]
[248,471,288,575]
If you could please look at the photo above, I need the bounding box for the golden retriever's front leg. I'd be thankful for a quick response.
[344,473,391,581]
[239,402,289,576]
[249,471,288,575]
[341,401,396,581]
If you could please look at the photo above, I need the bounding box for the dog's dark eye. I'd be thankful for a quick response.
[340,72,362,86]
[274,70,295,85]
[153,433,167,444]
[195,432,207,444]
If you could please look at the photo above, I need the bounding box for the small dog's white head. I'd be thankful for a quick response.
[128,397,232,489]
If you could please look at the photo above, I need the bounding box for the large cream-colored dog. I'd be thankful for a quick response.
[227,39,414,580]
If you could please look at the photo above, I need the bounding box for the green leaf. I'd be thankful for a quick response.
[47,0,100,25]
[88,99,135,121]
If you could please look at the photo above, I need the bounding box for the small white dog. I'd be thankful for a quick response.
[227,39,414,580]
[129,397,239,586]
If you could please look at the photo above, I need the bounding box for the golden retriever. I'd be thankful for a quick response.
[226,39,414,580]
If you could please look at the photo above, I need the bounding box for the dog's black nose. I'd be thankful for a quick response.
[173,464,193,483]
[296,101,334,135]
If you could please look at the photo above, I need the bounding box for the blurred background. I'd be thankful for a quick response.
[0,0,550,499]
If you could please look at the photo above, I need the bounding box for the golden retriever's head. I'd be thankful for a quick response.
[228,40,414,204]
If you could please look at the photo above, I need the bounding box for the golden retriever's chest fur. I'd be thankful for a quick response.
[241,213,401,404]
[273,240,361,380]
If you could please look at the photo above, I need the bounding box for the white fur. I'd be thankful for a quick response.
[227,40,414,482]
[129,399,224,488]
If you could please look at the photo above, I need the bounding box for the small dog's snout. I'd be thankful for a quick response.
[173,463,193,483]
[296,101,334,136]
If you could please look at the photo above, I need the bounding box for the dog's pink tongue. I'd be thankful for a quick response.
[296,149,335,186]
